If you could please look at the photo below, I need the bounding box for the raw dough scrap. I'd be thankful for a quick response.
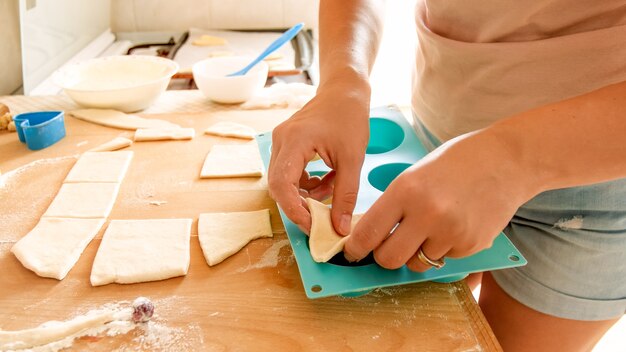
[134,127,195,141]
[70,109,181,131]
[198,209,273,266]
[204,121,256,140]
[65,151,133,183]
[306,198,362,263]
[192,35,228,46]
[43,183,120,219]
[200,143,264,178]
[11,218,106,280]
[89,137,133,152]
[90,219,192,286]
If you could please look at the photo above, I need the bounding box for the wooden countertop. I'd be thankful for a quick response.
[0,106,501,351]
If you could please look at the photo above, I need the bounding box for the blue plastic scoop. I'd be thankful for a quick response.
[13,111,66,150]
[227,22,304,77]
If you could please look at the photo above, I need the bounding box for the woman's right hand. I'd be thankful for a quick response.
[268,79,371,235]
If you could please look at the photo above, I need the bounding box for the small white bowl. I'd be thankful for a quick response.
[52,55,178,112]
[192,56,268,104]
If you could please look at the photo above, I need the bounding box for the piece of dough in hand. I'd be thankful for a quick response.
[198,209,273,266]
[12,218,106,280]
[204,121,256,140]
[200,143,264,178]
[90,219,192,286]
[307,198,362,263]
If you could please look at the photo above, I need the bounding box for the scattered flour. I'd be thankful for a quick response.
[236,239,290,273]
[0,156,77,192]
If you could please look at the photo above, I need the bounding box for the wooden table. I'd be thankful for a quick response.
[0,106,501,351]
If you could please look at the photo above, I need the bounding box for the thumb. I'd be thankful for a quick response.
[331,158,362,236]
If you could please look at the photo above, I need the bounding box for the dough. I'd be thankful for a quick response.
[306,198,362,263]
[88,137,133,152]
[198,209,273,266]
[134,127,195,141]
[70,109,180,130]
[43,183,120,219]
[200,143,264,178]
[192,35,228,46]
[90,219,192,286]
[263,52,283,61]
[208,50,234,58]
[11,218,106,280]
[0,305,128,350]
[204,121,256,140]
[65,151,133,183]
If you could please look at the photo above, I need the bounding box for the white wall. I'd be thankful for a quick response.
[111,0,319,32]
[0,0,23,95]
[19,0,110,94]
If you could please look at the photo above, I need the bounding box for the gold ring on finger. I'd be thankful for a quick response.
[417,247,445,269]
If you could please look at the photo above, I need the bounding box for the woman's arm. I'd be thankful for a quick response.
[268,0,385,234]
[345,80,626,269]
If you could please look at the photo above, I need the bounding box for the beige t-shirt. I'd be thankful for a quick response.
[412,0,626,142]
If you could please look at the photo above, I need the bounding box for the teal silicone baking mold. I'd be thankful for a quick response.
[256,105,527,299]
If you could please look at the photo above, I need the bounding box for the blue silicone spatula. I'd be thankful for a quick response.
[226,22,304,77]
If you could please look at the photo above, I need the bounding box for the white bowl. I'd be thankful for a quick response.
[52,55,179,112]
[192,56,268,104]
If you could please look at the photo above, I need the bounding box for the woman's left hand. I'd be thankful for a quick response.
[344,130,539,271]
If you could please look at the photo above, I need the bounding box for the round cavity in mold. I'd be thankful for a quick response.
[305,238,375,267]
[366,118,405,154]
[509,254,520,262]
[311,285,322,293]
[327,251,376,267]
[368,163,412,192]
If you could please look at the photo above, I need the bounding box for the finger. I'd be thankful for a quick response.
[299,170,323,190]
[372,220,427,270]
[330,157,363,235]
[344,191,403,262]
[406,238,451,272]
[268,147,311,231]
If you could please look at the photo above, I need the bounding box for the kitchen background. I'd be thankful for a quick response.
[0,0,623,350]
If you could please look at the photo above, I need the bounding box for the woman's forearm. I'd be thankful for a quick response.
[317,0,385,92]
[482,80,626,196]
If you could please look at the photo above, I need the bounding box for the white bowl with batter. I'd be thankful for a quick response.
[192,56,268,104]
[52,55,179,112]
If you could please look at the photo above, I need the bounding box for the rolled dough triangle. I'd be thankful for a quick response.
[306,198,362,263]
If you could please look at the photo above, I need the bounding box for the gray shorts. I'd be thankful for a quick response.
[413,116,626,321]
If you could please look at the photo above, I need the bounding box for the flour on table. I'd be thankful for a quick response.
[11,217,106,280]
[70,109,180,130]
[88,136,133,152]
[198,209,273,266]
[90,219,192,286]
[200,143,264,179]
[204,121,256,140]
[134,128,195,142]
[42,183,120,219]
[307,198,362,263]
[64,151,133,183]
